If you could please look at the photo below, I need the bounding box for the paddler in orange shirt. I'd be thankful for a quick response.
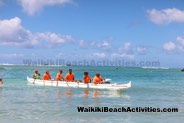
[83,72,91,84]
[65,69,75,82]
[55,69,64,81]
[93,72,104,84]
[43,70,51,80]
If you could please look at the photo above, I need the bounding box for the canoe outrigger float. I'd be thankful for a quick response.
[27,77,131,90]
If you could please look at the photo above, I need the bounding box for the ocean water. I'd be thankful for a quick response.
[0,65,183,123]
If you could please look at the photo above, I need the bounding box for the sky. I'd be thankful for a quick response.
[0,0,184,67]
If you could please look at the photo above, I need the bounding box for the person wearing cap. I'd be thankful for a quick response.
[33,70,41,79]
[83,72,91,84]
[93,73,104,84]
[65,69,75,82]
[43,70,51,80]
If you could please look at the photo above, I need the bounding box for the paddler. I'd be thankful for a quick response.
[83,72,91,84]
[55,69,64,81]
[43,70,51,80]
[0,77,3,85]
[33,70,40,79]
[93,72,104,84]
[65,69,75,82]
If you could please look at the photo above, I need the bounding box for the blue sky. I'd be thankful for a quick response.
[0,0,184,67]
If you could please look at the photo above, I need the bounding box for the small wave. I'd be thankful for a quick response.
[141,67,169,69]
[0,67,6,70]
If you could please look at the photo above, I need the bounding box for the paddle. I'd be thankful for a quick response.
[87,79,92,88]
[66,81,69,87]
[56,80,58,86]
[75,80,83,87]
[87,82,89,88]
[77,81,79,87]
[51,79,54,86]
[57,78,69,87]
[33,78,36,84]
[64,79,69,87]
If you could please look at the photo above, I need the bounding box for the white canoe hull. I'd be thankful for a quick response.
[27,77,131,90]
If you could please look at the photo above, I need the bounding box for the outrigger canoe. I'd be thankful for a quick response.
[27,77,131,90]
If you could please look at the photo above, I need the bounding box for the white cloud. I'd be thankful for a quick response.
[36,32,73,47]
[118,42,133,54]
[18,0,73,15]
[91,52,134,60]
[147,8,184,24]
[79,40,87,47]
[97,41,111,50]
[0,17,74,48]
[176,36,184,45]
[163,42,176,51]
[0,53,24,59]
[163,36,184,53]
[119,42,130,51]
[90,41,112,50]
[92,53,107,59]
[176,36,184,51]
[0,17,113,50]
[123,42,131,50]
[111,53,134,59]
[137,47,147,54]
[0,17,32,46]
[116,42,148,58]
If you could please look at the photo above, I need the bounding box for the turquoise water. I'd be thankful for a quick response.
[0,65,184,123]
